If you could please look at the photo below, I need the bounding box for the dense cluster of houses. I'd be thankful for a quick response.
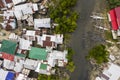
[0,0,68,80]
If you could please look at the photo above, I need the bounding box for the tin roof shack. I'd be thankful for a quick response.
[3,59,15,70]
[23,30,36,41]
[34,18,51,29]
[108,6,120,39]
[35,63,52,75]
[13,56,25,72]
[0,10,17,30]
[35,50,68,75]
[13,3,38,26]
[13,3,33,20]
[36,34,63,48]
[115,7,120,28]
[29,47,48,60]
[47,50,68,67]
[16,73,28,80]
[12,0,26,5]
[109,9,118,31]
[19,38,32,50]
[24,59,38,70]
[0,69,15,80]
[1,52,14,61]
[96,63,120,80]
[0,40,17,70]
[0,40,17,54]
[0,69,9,80]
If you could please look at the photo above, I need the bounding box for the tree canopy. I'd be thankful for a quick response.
[49,0,79,34]
[66,48,75,72]
[107,0,120,9]
[86,44,109,64]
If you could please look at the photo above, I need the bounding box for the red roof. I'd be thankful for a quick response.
[43,36,55,47]
[115,7,120,27]
[109,9,118,30]
[115,7,120,18]
[1,52,14,61]
[43,41,53,47]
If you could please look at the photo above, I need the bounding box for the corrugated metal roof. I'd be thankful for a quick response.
[43,41,53,47]
[6,72,15,80]
[34,18,51,29]
[40,63,47,70]
[29,47,48,60]
[109,9,118,30]
[12,0,26,5]
[16,53,26,58]
[115,7,120,27]
[0,69,8,80]
[2,52,14,61]
[115,7,120,18]
[0,40,17,54]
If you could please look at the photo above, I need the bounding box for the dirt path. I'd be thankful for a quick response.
[70,0,106,80]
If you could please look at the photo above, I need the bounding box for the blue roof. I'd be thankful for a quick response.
[6,72,15,80]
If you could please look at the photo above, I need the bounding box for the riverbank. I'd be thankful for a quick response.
[70,0,107,80]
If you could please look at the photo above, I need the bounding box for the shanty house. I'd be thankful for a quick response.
[19,38,32,50]
[0,40,17,54]
[24,58,38,70]
[96,63,120,80]
[36,34,63,48]
[34,18,51,29]
[35,63,52,75]
[12,0,26,5]
[29,47,48,60]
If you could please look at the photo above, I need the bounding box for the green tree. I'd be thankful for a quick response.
[66,61,75,72]
[38,74,60,80]
[66,48,75,72]
[86,44,109,64]
[49,0,78,34]
[107,0,120,9]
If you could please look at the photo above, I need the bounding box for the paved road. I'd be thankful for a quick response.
[70,0,106,80]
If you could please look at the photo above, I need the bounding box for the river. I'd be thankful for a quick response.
[70,0,106,80]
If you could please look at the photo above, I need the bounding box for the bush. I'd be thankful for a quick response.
[66,61,75,72]
[107,0,120,9]
[66,48,75,72]
[38,74,59,80]
[105,31,118,42]
[86,44,109,64]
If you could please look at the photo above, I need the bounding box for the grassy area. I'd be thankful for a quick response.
[0,16,3,22]
[66,48,75,72]
[105,31,118,42]
[26,26,34,30]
